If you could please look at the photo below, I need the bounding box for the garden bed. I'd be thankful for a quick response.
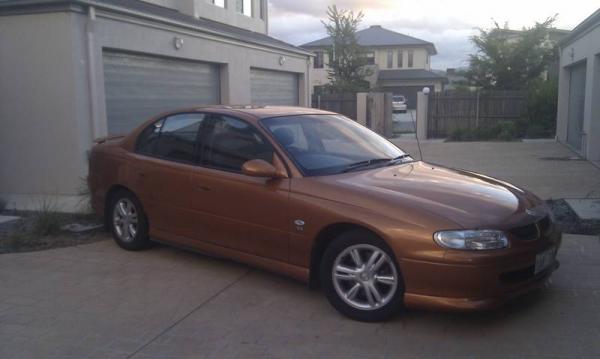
[0,210,107,254]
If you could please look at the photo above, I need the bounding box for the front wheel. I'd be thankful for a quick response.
[108,190,150,251]
[320,230,404,321]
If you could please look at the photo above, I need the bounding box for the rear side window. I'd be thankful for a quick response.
[136,114,205,163]
[201,116,274,172]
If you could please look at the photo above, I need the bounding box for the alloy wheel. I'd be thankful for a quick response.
[112,198,138,243]
[332,244,398,310]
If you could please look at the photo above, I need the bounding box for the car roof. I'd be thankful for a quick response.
[191,105,337,120]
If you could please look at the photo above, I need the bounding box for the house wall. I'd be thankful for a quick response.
[372,47,430,70]
[142,0,268,34]
[0,8,309,211]
[0,12,87,211]
[557,22,600,162]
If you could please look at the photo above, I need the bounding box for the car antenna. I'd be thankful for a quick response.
[408,88,427,161]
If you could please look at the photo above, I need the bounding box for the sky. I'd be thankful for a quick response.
[268,0,599,70]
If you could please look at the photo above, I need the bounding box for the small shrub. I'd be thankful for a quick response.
[77,176,92,213]
[31,200,62,237]
[526,79,558,138]
[448,123,517,142]
[496,122,517,141]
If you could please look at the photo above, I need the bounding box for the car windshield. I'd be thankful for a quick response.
[261,114,407,176]
[393,96,405,102]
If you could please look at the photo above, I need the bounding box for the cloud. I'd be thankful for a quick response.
[268,0,599,69]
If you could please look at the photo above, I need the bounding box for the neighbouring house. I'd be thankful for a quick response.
[556,8,600,164]
[302,25,447,109]
[0,0,312,212]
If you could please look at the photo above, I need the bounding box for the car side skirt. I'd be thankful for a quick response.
[151,228,310,284]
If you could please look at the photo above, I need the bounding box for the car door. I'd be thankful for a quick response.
[189,114,291,262]
[131,113,206,239]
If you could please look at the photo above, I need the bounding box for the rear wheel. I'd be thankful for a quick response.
[108,190,150,251]
[320,230,404,321]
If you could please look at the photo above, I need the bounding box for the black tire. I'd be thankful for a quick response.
[320,230,404,322]
[107,190,150,251]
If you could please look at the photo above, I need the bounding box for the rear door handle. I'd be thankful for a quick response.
[194,185,211,192]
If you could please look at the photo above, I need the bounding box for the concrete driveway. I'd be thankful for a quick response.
[2,140,600,358]
[391,139,600,200]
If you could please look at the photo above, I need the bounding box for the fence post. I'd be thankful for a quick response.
[370,93,385,135]
[383,93,393,138]
[416,91,429,140]
[356,93,367,126]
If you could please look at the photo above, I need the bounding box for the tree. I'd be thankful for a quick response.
[466,17,558,90]
[322,6,370,93]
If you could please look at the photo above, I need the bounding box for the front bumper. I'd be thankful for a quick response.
[400,231,562,311]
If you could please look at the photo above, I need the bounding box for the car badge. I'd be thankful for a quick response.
[294,219,305,231]
[525,208,537,217]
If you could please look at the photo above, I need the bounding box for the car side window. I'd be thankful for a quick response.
[201,116,274,172]
[136,114,205,163]
[136,119,164,155]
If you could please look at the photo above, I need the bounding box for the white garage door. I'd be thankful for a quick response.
[103,51,220,135]
[250,68,299,106]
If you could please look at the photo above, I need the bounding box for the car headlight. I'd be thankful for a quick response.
[433,230,508,250]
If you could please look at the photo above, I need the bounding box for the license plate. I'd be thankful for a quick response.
[535,246,557,275]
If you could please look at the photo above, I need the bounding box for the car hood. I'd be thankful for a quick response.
[316,161,543,229]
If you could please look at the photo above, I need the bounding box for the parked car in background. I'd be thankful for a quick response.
[88,106,561,322]
[392,95,407,112]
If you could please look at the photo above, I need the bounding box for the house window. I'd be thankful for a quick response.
[236,0,252,17]
[314,51,324,69]
[408,50,414,68]
[366,52,375,65]
[397,50,403,68]
[208,0,225,7]
[387,50,393,68]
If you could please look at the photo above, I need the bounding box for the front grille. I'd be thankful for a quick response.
[509,216,552,241]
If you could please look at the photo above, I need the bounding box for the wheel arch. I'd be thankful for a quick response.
[309,222,392,288]
[103,184,138,228]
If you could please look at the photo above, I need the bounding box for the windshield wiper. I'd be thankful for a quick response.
[342,158,392,173]
[387,154,414,165]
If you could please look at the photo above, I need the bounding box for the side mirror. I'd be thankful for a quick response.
[242,159,286,178]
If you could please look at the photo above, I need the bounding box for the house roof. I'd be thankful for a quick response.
[378,69,448,83]
[560,8,600,46]
[0,0,311,56]
[302,25,437,54]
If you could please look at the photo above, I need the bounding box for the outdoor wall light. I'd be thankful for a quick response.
[279,55,287,66]
[422,87,431,95]
[173,37,184,50]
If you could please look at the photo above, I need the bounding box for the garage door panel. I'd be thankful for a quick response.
[567,62,586,151]
[250,68,299,106]
[103,51,220,135]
